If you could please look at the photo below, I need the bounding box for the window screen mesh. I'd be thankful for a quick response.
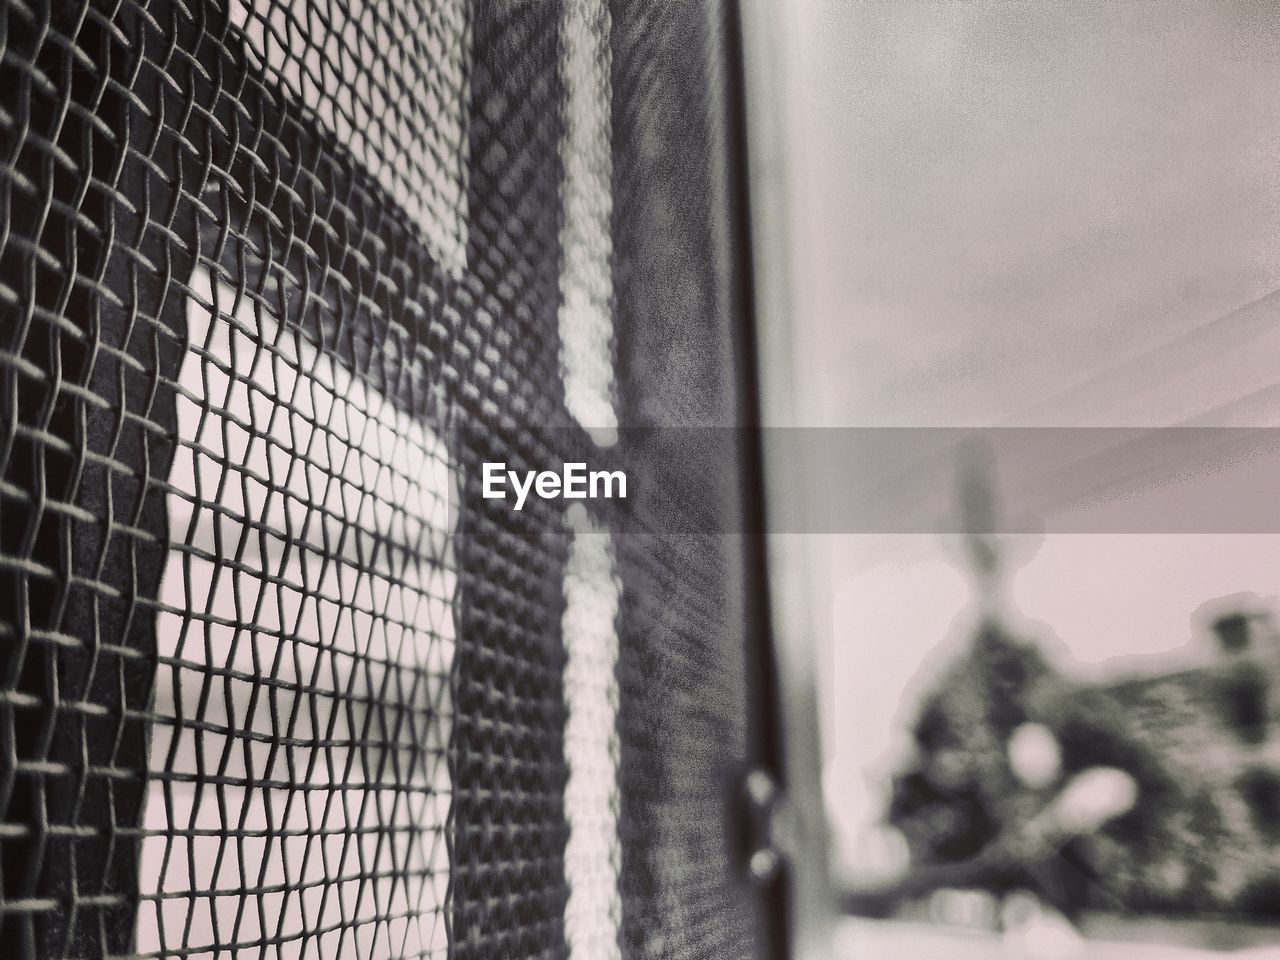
[0,1,773,958]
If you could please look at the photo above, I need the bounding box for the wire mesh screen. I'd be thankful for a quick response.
[0,1,773,958]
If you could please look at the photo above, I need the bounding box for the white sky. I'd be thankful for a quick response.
[773,1,1280,859]
[782,0,1280,430]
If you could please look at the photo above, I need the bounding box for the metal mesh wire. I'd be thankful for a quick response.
[0,1,771,958]
[137,262,456,958]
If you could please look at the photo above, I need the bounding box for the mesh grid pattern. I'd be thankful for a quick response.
[610,5,767,957]
[0,1,770,958]
[227,0,470,273]
[137,265,455,958]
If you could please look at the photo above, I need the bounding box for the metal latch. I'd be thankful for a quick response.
[739,767,785,884]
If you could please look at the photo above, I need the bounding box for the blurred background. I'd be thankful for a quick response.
[764,2,1280,956]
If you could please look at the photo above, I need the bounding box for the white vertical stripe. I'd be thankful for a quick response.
[559,8,622,941]
[136,267,455,959]
[559,0,617,441]
[562,505,623,960]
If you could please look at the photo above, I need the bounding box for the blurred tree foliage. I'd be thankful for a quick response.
[886,622,1277,919]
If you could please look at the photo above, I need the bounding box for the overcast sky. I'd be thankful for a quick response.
[784,0,1280,428]
[774,1,1280,862]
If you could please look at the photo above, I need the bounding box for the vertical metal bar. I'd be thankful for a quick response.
[451,3,573,956]
[729,2,835,958]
